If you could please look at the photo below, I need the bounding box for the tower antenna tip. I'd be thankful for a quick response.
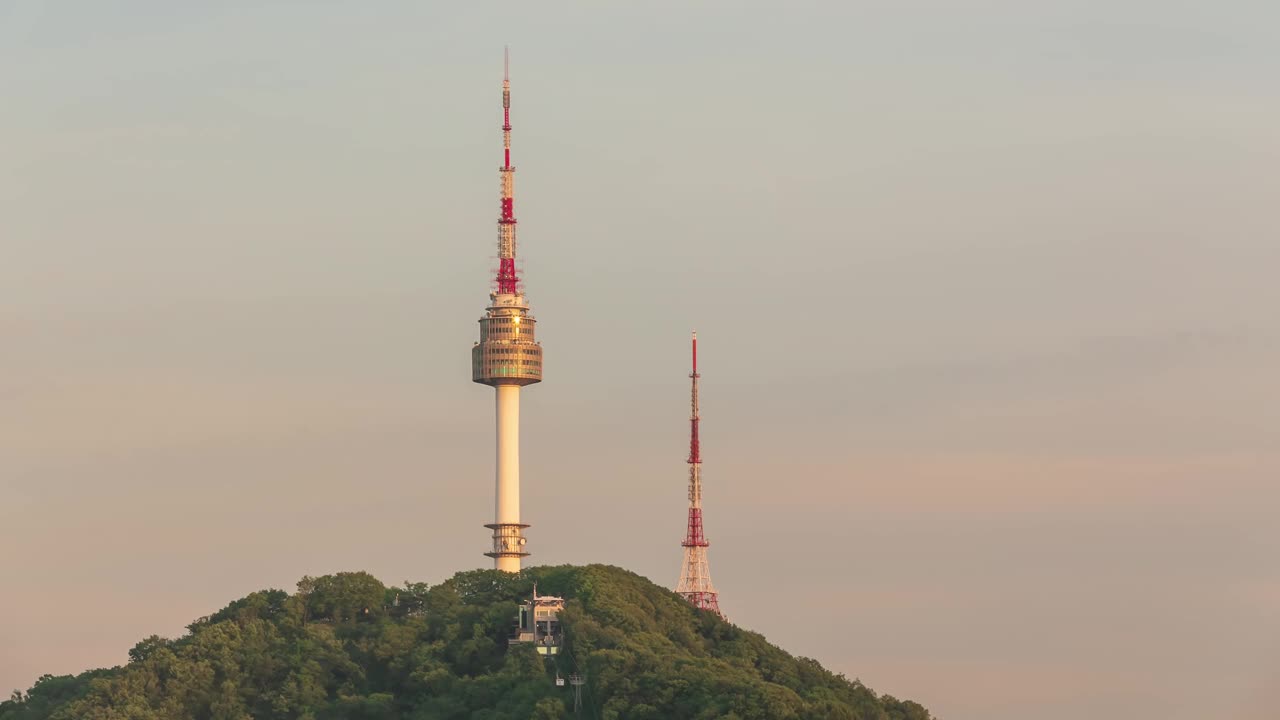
[504,46,509,81]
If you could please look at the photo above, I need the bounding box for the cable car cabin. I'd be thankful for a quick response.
[511,587,564,656]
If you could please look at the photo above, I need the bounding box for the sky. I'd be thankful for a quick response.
[2,1,1278,718]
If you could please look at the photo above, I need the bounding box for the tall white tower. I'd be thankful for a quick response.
[472,50,543,573]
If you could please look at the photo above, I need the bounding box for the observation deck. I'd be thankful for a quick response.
[472,292,543,387]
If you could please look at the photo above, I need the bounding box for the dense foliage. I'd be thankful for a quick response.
[1,565,931,720]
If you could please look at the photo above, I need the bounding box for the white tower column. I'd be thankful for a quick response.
[494,384,522,572]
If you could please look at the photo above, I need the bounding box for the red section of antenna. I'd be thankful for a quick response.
[683,508,709,548]
[684,592,719,612]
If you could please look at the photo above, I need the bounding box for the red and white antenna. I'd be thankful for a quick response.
[496,45,519,295]
[676,331,722,615]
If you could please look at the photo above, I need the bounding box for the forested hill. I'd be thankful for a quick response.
[1,564,931,720]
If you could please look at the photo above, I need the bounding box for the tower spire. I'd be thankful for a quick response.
[677,332,722,615]
[496,47,518,295]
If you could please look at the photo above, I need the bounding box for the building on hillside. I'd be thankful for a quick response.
[510,586,564,655]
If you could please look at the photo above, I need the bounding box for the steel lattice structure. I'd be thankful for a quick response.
[676,333,722,616]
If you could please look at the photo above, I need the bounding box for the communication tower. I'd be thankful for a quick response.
[676,332,722,616]
[472,49,544,572]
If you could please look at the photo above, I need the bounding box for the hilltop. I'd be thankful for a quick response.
[0,565,931,720]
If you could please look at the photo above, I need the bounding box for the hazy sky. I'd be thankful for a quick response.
[3,2,1278,718]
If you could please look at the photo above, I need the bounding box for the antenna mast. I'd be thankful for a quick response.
[676,332,722,615]
[496,45,518,295]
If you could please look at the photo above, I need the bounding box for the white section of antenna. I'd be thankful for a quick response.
[676,546,716,598]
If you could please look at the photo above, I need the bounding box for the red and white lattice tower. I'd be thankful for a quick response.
[676,332,722,615]
[472,49,544,572]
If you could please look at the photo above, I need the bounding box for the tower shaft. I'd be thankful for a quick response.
[490,385,525,572]
[494,385,521,526]
[676,333,721,615]
[474,50,541,572]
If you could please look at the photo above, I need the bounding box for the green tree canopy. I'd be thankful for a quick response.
[0,565,932,720]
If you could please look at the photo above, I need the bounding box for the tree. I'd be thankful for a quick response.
[308,572,386,623]
[127,636,170,664]
[1,566,932,720]
[531,697,566,719]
